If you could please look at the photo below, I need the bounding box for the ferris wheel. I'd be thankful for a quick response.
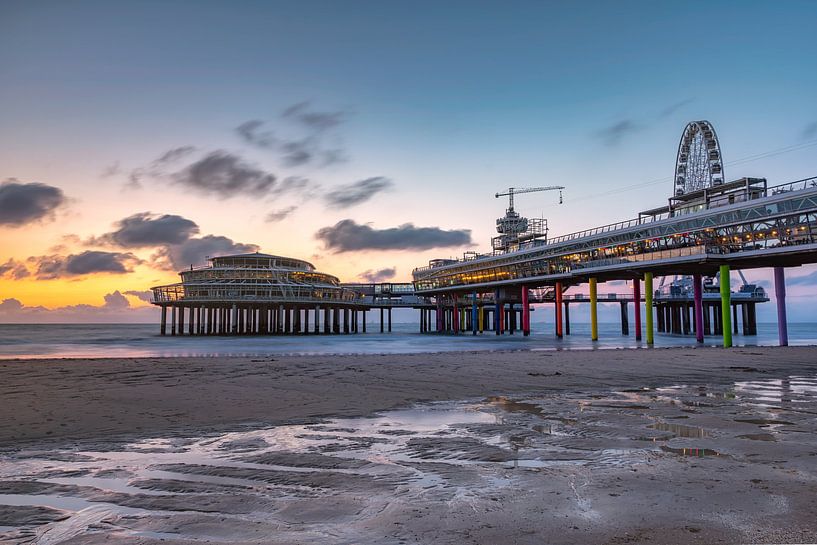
[674,120,724,196]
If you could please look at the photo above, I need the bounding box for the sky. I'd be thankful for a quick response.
[1,0,816,323]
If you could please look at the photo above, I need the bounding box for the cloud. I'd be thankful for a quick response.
[265,206,297,223]
[596,120,641,147]
[315,220,472,252]
[124,290,153,303]
[128,146,197,188]
[281,101,345,130]
[171,151,277,198]
[236,120,276,148]
[235,102,349,167]
[156,235,259,270]
[359,267,397,283]
[0,179,66,227]
[324,177,393,209]
[802,121,817,141]
[787,270,817,286]
[0,258,30,280]
[29,251,142,279]
[90,212,200,247]
[659,98,695,118]
[100,162,122,179]
[0,292,157,323]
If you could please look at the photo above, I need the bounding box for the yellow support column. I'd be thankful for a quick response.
[645,272,654,345]
[590,277,598,341]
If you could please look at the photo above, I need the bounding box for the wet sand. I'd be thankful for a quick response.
[1,346,817,544]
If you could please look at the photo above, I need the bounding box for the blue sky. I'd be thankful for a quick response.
[1,0,816,322]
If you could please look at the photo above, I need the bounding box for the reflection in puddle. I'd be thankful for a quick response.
[648,422,707,438]
[0,374,813,542]
[660,446,722,457]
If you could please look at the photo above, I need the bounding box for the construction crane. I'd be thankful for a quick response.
[495,186,565,212]
[492,186,565,253]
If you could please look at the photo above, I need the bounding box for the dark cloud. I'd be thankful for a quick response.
[0,179,66,226]
[90,212,200,247]
[0,258,30,280]
[265,206,297,223]
[236,120,276,148]
[324,177,393,209]
[124,290,153,303]
[359,267,397,283]
[157,235,259,270]
[128,146,197,188]
[315,220,472,252]
[280,138,315,166]
[659,98,695,118]
[172,151,276,198]
[30,251,142,279]
[802,121,817,141]
[596,120,641,147]
[281,101,345,130]
[235,103,349,167]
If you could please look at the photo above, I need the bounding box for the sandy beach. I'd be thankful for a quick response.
[1,346,817,544]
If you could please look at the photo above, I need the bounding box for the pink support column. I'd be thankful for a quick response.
[633,277,642,341]
[521,285,530,336]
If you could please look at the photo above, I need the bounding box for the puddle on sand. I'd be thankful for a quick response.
[648,422,708,438]
[0,374,814,542]
[660,446,723,457]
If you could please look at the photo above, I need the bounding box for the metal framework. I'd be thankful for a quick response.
[152,253,361,305]
[675,120,724,196]
[413,176,817,293]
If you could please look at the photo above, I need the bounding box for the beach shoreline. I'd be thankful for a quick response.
[2,345,816,449]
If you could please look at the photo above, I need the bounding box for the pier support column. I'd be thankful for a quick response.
[380,308,384,333]
[645,272,654,345]
[589,277,598,341]
[564,302,571,335]
[231,304,238,334]
[555,282,563,338]
[452,299,459,335]
[388,308,392,333]
[521,286,530,336]
[633,278,642,341]
[160,306,167,335]
[323,306,330,334]
[472,292,479,336]
[692,274,703,343]
[494,290,501,335]
[774,267,788,346]
[620,301,629,335]
[170,306,177,335]
[508,304,515,335]
[720,265,732,348]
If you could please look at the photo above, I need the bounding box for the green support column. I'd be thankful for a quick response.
[720,264,732,348]
[645,272,654,345]
[589,277,598,341]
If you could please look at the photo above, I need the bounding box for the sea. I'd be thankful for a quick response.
[0,322,814,359]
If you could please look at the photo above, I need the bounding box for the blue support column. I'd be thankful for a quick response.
[494,289,501,335]
[471,291,478,336]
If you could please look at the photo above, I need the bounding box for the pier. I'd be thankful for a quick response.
[150,121,815,347]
